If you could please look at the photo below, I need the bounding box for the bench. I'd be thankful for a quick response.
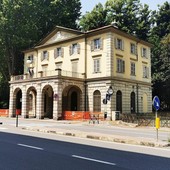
[89,112,102,124]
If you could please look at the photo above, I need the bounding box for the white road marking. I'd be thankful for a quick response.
[72,155,116,166]
[18,143,44,150]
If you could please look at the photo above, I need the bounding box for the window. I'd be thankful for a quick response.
[141,47,147,58]
[70,43,80,55]
[94,58,100,73]
[93,90,101,112]
[117,58,125,73]
[54,47,63,58]
[41,51,49,61]
[27,55,34,64]
[115,38,124,50]
[143,65,149,78]
[131,62,135,76]
[131,92,136,113]
[130,43,136,54]
[91,38,102,51]
[116,90,122,112]
[28,55,33,61]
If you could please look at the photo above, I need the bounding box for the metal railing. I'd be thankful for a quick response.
[11,69,85,81]
[121,113,170,127]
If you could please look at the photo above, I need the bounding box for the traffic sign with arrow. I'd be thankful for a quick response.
[153,96,160,111]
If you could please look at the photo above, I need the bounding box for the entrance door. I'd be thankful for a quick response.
[71,91,77,111]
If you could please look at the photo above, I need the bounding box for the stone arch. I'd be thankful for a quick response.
[42,85,54,119]
[62,85,82,113]
[13,88,22,117]
[26,86,37,118]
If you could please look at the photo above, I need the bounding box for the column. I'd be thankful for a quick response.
[9,86,15,117]
[21,86,27,118]
[53,82,62,120]
[36,84,43,119]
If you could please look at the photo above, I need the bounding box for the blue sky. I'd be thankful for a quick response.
[80,0,167,14]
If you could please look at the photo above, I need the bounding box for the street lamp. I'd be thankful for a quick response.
[103,86,114,119]
[107,86,114,95]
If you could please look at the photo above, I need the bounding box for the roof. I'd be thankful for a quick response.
[23,24,152,53]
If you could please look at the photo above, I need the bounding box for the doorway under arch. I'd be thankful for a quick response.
[42,85,53,119]
[14,88,22,116]
[26,87,37,118]
[62,85,82,112]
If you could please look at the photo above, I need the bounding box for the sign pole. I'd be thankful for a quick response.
[156,110,158,141]
[153,96,160,142]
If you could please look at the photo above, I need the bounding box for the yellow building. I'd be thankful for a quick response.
[9,25,152,120]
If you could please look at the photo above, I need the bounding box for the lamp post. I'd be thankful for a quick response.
[103,86,114,119]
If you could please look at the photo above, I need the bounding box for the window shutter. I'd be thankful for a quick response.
[148,48,150,59]
[61,48,64,57]
[147,67,149,78]
[69,45,72,55]
[115,38,118,49]
[100,38,103,50]
[47,51,49,60]
[143,66,145,77]
[145,48,148,58]
[122,40,124,50]
[97,59,100,72]
[91,40,94,51]
[77,44,80,54]
[141,47,143,57]
[41,52,43,61]
[123,60,125,72]
[54,48,57,58]
[135,45,137,55]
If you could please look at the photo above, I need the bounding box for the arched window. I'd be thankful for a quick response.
[116,90,122,112]
[131,92,136,113]
[93,90,101,112]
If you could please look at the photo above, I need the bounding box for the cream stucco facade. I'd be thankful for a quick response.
[9,25,152,120]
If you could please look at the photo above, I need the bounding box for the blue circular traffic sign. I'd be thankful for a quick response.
[153,96,160,111]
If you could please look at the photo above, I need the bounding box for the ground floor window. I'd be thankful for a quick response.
[131,92,136,113]
[116,90,122,112]
[93,90,101,112]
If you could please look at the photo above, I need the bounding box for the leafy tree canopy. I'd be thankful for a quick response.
[79,0,152,40]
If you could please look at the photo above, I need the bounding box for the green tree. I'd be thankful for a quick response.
[0,0,81,76]
[79,0,152,41]
[0,0,81,108]
[149,2,170,110]
[79,3,107,31]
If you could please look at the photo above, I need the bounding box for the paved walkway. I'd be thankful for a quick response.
[0,117,170,147]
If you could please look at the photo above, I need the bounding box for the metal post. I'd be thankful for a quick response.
[156,110,158,141]
[16,114,18,127]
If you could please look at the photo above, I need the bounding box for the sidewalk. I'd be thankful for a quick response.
[0,117,170,147]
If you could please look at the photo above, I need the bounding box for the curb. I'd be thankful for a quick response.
[22,127,170,148]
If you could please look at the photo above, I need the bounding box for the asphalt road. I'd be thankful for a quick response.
[0,130,170,170]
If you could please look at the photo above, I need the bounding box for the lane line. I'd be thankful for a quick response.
[18,143,44,150]
[72,155,116,166]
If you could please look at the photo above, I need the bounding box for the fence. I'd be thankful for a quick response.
[0,109,9,117]
[121,113,170,127]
